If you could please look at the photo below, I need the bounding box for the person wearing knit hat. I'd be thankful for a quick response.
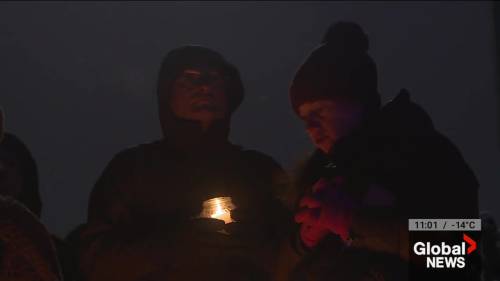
[280,22,480,280]
[71,45,290,281]
[290,21,380,156]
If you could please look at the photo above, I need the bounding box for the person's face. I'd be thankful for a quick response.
[298,99,364,154]
[0,149,23,199]
[170,66,228,129]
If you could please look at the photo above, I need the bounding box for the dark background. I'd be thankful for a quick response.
[1,2,498,237]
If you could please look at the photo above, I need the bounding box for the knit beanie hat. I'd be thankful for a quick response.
[290,21,380,115]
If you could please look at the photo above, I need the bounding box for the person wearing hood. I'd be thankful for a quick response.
[73,46,290,281]
[277,22,480,281]
[0,113,76,281]
[0,133,42,217]
[0,109,63,281]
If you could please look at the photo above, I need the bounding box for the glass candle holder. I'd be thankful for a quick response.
[199,197,236,224]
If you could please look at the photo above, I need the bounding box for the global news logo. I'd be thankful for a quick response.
[413,234,477,269]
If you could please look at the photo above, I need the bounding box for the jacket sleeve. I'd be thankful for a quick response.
[244,150,294,209]
[87,150,135,228]
[76,149,180,281]
[240,149,293,227]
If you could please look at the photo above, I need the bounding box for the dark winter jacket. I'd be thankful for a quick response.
[77,139,289,281]
[75,46,291,281]
[276,90,479,281]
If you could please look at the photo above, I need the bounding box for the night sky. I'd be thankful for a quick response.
[1,2,498,237]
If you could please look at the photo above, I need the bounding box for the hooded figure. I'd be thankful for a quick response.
[156,45,244,146]
[276,22,480,281]
[74,46,290,281]
[0,133,41,217]
[0,129,76,281]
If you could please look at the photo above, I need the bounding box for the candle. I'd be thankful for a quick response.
[199,197,235,224]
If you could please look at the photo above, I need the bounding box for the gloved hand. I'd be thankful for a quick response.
[295,177,358,248]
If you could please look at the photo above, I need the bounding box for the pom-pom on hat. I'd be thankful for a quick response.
[290,21,380,115]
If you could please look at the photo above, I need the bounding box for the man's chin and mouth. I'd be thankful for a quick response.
[191,94,216,103]
[192,99,219,109]
[187,105,225,125]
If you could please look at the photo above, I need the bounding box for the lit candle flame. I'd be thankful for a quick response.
[210,198,225,218]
